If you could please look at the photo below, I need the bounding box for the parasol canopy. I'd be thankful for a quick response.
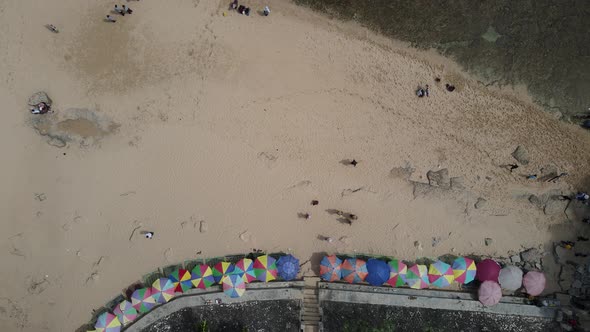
[191,264,215,289]
[234,258,257,283]
[253,255,278,282]
[523,271,546,296]
[452,257,477,284]
[476,259,500,282]
[168,268,193,293]
[365,258,389,286]
[406,264,429,289]
[428,260,454,288]
[498,266,523,291]
[113,300,137,325]
[478,281,502,306]
[130,287,156,313]
[222,274,246,298]
[320,255,342,281]
[212,262,236,284]
[151,278,175,303]
[277,254,300,281]
[386,259,407,287]
[341,258,368,284]
[94,312,121,332]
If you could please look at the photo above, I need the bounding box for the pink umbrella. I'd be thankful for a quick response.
[478,281,502,306]
[476,259,500,282]
[523,271,546,296]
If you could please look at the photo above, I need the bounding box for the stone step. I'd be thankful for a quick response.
[302,325,319,332]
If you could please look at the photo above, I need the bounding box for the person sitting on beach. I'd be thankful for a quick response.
[237,5,246,14]
[416,87,426,97]
[30,102,50,114]
[47,24,59,33]
[231,0,238,9]
[445,83,456,92]
[115,5,125,16]
[244,7,251,16]
[123,5,133,14]
[263,6,271,16]
[106,15,117,22]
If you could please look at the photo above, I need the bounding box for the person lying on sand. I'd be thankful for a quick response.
[106,15,117,23]
[123,5,133,14]
[115,5,125,16]
[46,24,58,33]
[30,102,51,114]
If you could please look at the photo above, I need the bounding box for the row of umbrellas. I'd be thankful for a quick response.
[320,256,546,306]
[320,255,477,288]
[92,255,299,332]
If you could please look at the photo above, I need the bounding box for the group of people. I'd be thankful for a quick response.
[416,78,455,98]
[106,4,134,22]
[230,1,270,16]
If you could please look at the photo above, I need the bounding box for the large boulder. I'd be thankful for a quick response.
[427,168,450,188]
[28,91,52,106]
[511,145,529,165]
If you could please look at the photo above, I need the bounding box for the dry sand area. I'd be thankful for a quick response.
[1,0,590,330]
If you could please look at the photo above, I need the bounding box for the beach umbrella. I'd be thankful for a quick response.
[478,281,502,306]
[212,262,236,284]
[191,264,215,289]
[151,278,175,303]
[498,266,523,291]
[428,260,455,288]
[168,268,193,293]
[113,300,137,325]
[523,271,546,296]
[386,259,407,287]
[277,254,300,281]
[234,258,257,283]
[320,255,342,281]
[253,255,278,282]
[94,312,121,332]
[406,264,429,289]
[476,259,500,282]
[452,257,477,284]
[341,258,368,284]
[222,274,246,298]
[130,287,156,313]
[365,259,390,286]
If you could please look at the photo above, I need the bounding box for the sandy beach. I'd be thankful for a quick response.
[1,0,589,330]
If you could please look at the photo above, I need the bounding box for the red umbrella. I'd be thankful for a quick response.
[476,259,500,282]
[523,271,546,296]
[478,281,502,306]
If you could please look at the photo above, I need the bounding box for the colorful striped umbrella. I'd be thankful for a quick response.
[130,287,156,313]
[428,260,454,288]
[95,312,121,332]
[253,255,278,282]
[151,278,175,303]
[191,264,215,289]
[386,259,407,287]
[113,300,137,325]
[222,274,246,298]
[277,254,300,281]
[168,268,193,293]
[234,258,257,283]
[406,264,429,289]
[452,257,477,284]
[366,259,390,286]
[476,259,501,282]
[320,255,342,281]
[341,258,368,284]
[212,262,236,284]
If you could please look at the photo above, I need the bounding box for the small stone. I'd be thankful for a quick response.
[561,308,573,316]
[199,220,208,233]
[555,246,569,264]
[521,248,543,263]
[573,280,583,288]
[414,241,423,251]
[512,145,529,165]
[485,238,493,246]
[560,323,573,331]
[528,195,542,206]
[535,263,542,270]
[426,168,450,188]
[510,255,521,263]
[475,198,487,209]
[451,248,456,253]
[47,137,66,148]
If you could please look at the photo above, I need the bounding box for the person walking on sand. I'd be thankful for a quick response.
[106,15,117,22]
[263,6,271,16]
[123,5,133,14]
[115,5,125,16]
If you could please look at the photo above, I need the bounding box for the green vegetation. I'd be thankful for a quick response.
[343,319,396,332]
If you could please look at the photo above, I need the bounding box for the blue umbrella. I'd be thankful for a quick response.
[277,254,300,281]
[365,258,390,286]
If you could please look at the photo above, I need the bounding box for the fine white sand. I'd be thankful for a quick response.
[0,0,589,330]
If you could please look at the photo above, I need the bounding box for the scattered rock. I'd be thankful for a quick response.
[521,248,543,264]
[485,238,493,246]
[561,323,573,331]
[47,137,66,148]
[511,145,529,165]
[199,220,208,233]
[528,195,542,206]
[28,91,52,106]
[426,168,450,188]
[475,198,487,209]
[544,199,565,215]
[510,255,521,263]
[450,177,464,190]
[555,246,569,264]
[389,164,415,180]
[559,265,575,291]
[414,241,423,251]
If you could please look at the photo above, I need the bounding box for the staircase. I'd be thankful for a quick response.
[301,277,321,332]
